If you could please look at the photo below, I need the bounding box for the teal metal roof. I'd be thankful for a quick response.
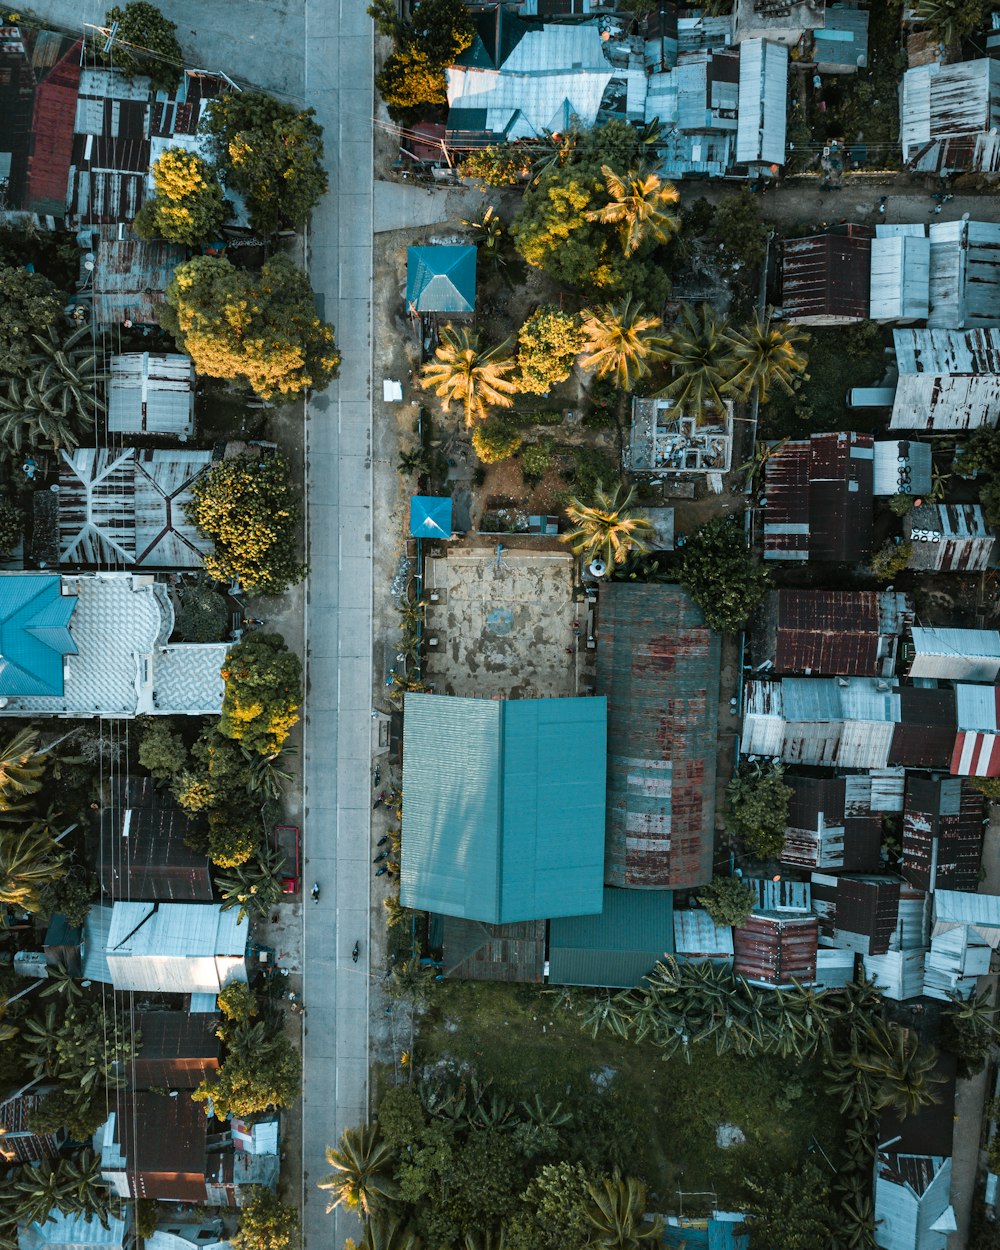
[406,246,477,314]
[400,694,607,923]
[547,887,674,988]
[410,495,453,538]
[0,575,76,697]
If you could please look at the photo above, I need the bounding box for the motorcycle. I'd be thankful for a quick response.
[352,941,360,963]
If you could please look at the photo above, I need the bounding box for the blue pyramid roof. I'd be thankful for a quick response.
[410,496,453,539]
[406,246,477,314]
[0,575,77,697]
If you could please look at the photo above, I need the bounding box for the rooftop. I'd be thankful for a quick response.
[439,916,546,982]
[758,588,909,676]
[781,225,872,325]
[400,693,607,923]
[547,887,674,988]
[92,234,186,328]
[107,353,196,439]
[19,1213,128,1250]
[406,246,476,315]
[0,574,77,697]
[901,57,1000,170]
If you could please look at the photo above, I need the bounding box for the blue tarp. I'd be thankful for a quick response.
[410,496,453,538]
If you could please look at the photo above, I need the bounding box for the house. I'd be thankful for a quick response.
[644,51,742,180]
[547,888,674,989]
[663,1212,749,1250]
[732,912,818,987]
[399,693,607,923]
[733,0,824,48]
[755,589,910,677]
[861,884,930,1000]
[952,683,1000,778]
[926,889,1000,998]
[810,873,901,955]
[97,778,213,902]
[888,329,1000,431]
[873,440,933,497]
[406,246,476,315]
[927,220,1000,329]
[904,503,995,573]
[628,397,733,478]
[68,67,151,226]
[438,916,546,982]
[410,496,454,539]
[82,901,248,993]
[597,584,720,890]
[901,775,984,893]
[870,225,930,323]
[781,772,896,871]
[90,233,186,328]
[130,1011,222,1089]
[812,4,868,74]
[0,1090,65,1162]
[47,448,213,569]
[107,353,196,440]
[673,909,734,962]
[734,38,788,169]
[780,224,872,325]
[874,1155,956,1250]
[906,628,1000,682]
[145,1225,227,1250]
[761,432,874,563]
[0,572,227,717]
[0,24,82,217]
[18,1213,129,1250]
[901,58,1000,175]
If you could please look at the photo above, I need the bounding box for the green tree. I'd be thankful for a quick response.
[201,92,328,234]
[220,632,303,757]
[461,146,528,187]
[0,267,65,376]
[941,988,1000,1078]
[193,1013,302,1118]
[215,844,286,922]
[579,297,666,392]
[696,876,756,927]
[420,325,517,427]
[186,452,306,595]
[0,500,22,558]
[133,147,228,245]
[471,416,523,465]
[138,717,188,783]
[676,516,771,632]
[0,827,67,911]
[585,166,680,257]
[176,580,228,641]
[583,1176,662,1250]
[725,762,792,860]
[371,0,473,116]
[161,254,339,399]
[742,1163,835,1250]
[232,1186,300,1250]
[515,307,583,395]
[562,483,654,571]
[0,728,47,818]
[28,1086,109,1142]
[319,1123,399,1220]
[855,1023,946,1119]
[173,726,260,866]
[377,1085,426,1151]
[376,43,448,113]
[909,0,990,46]
[955,425,1000,526]
[102,2,182,93]
[659,303,738,420]
[870,540,912,581]
[727,312,810,404]
[0,325,105,453]
[218,979,257,1023]
[708,187,769,269]
[507,1162,593,1250]
[37,859,97,927]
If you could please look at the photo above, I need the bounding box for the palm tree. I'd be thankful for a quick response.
[586,165,680,256]
[0,826,67,911]
[319,1124,398,1220]
[579,297,666,393]
[462,205,509,280]
[659,303,738,420]
[397,446,432,477]
[243,746,295,799]
[362,1216,423,1250]
[0,325,105,454]
[0,728,46,819]
[584,1176,663,1250]
[386,958,438,1007]
[854,1023,945,1119]
[562,482,654,571]
[727,312,809,404]
[215,845,286,922]
[420,326,517,427]
[910,0,988,46]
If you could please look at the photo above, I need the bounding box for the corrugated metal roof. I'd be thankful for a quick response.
[108,352,195,438]
[762,588,898,675]
[19,1213,128,1250]
[901,57,1000,162]
[905,502,995,572]
[25,40,81,215]
[874,1155,953,1250]
[406,246,476,315]
[101,1092,209,1201]
[933,888,1000,937]
[735,38,787,166]
[130,1011,221,1089]
[673,909,733,961]
[98,778,213,902]
[440,917,546,982]
[400,694,607,923]
[927,219,1000,330]
[92,236,185,328]
[902,775,983,892]
[895,326,1000,375]
[829,876,901,955]
[547,887,673,988]
[873,440,933,494]
[813,4,868,72]
[862,949,926,1001]
[909,628,1000,681]
[596,584,720,890]
[733,913,818,987]
[870,234,929,322]
[103,901,248,993]
[781,226,872,325]
[889,328,1000,430]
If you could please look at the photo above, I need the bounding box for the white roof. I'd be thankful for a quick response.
[146,1231,226,1250]
[19,1213,128,1250]
[673,909,734,960]
[862,949,926,1001]
[933,889,1000,941]
[873,440,932,496]
[870,234,929,322]
[232,1116,279,1154]
[927,219,1000,330]
[894,327,1000,375]
[736,38,787,166]
[108,353,195,439]
[103,901,249,993]
[875,1156,952,1250]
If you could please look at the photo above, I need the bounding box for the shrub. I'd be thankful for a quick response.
[725,763,792,860]
[521,439,553,482]
[220,632,303,757]
[516,307,583,396]
[472,417,523,464]
[697,876,756,928]
[176,582,228,642]
[232,1188,300,1250]
[138,718,188,784]
[135,1200,158,1240]
[677,516,771,632]
[870,540,912,581]
[888,492,915,517]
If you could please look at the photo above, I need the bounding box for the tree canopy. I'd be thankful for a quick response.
[161,254,340,398]
[133,147,228,244]
[103,2,182,93]
[185,452,306,596]
[515,307,584,396]
[201,92,328,234]
[232,1187,300,1250]
[956,425,1000,526]
[725,762,793,860]
[220,632,303,757]
[0,267,65,376]
[193,998,301,1118]
[371,0,474,117]
[676,516,771,633]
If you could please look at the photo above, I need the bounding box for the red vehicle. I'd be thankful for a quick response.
[273,825,301,894]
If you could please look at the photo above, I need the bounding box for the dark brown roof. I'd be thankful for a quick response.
[441,918,545,982]
[902,775,984,891]
[889,688,958,768]
[733,913,818,986]
[114,1091,209,1201]
[781,225,873,321]
[833,876,901,954]
[782,774,883,873]
[764,589,883,675]
[0,1093,63,1163]
[130,1012,221,1089]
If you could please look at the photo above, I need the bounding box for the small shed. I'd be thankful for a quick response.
[406,246,477,315]
[810,873,901,956]
[409,495,454,539]
[547,888,674,989]
[908,628,1000,682]
[757,588,909,677]
[107,353,195,439]
[905,503,995,573]
[874,440,933,497]
[673,909,734,962]
[732,912,818,987]
[439,917,546,982]
[813,4,868,74]
[869,228,930,324]
[889,328,1000,432]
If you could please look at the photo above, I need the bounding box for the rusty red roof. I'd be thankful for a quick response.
[733,913,818,986]
[765,589,882,674]
[25,39,81,214]
[781,225,873,322]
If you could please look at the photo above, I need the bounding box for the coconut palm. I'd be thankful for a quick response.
[214,844,286,922]
[243,746,296,799]
[462,205,509,280]
[0,826,67,911]
[562,482,654,571]
[0,728,46,819]
[363,1216,423,1250]
[910,0,989,46]
[0,325,106,454]
[579,297,667,392]
[586,165,681,256]
[727,312,809,404]
[318,1124,399,1220]
[584,1176,663,1250]
[659,303,738,419]
[420,325,517,427]
[854,1023,945,1119]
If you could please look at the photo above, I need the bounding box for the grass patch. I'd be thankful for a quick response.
[416,982,843,1209]
[760,322,891,438]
